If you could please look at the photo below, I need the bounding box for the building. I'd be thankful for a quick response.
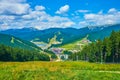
[50,48,69,60]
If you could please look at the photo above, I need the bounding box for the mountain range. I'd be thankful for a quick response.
[1,24,120,46]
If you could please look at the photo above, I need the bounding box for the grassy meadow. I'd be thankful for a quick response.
[0,61,120,80]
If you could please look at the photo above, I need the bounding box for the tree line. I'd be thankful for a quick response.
[0,44,50,61]
[71,31,120,63]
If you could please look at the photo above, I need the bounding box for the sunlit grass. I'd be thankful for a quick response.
[0,61,120,80]
[61,36,89,50]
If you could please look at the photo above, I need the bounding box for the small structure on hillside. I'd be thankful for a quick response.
[51,48,63,54]
[50,48,69,60]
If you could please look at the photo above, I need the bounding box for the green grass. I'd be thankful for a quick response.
[0,61,120,80]
[61,36,89,50]
[0,33,41,51]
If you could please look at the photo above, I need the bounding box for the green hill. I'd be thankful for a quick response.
[76,30,120,62]
[0,33,41,51]
[1,24,120,49]
[60,35,90,51]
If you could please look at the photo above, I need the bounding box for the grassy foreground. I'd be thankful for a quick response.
[0,61,120,80]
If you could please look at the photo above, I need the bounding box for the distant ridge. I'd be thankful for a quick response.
[1,24,120,46]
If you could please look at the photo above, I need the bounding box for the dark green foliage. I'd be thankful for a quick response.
[63,50,73,60]
[63,50,72,55]
[60,56,65,60]
[69,53,78,61]
[44,49,58,59]
[0,44,50,61]
[76,31,120,63]
[51,54,58,59]
[88,24,120,41]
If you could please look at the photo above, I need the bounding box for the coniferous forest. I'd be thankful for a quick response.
[0,44,50,61]
[75,31,120,63]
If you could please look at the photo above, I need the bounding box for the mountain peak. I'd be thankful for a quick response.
[21,27,39,31]
[87,24,120,30]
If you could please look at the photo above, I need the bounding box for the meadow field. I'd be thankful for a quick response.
[0,61,120,80]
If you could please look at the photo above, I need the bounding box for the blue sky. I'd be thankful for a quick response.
[0,0,120,30]
[27,0,120,14]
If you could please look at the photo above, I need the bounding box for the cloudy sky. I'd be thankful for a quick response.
[0,0,120,30]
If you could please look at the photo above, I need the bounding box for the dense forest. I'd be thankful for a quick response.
[0,31,120,62]
[72,31,120,63]
[0,44,50,61]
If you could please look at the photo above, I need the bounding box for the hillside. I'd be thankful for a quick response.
[0,33,41,51]
[75,30,120,63]
[0,44,50,61]
[1,24,120,48]
[1,28,86,44]
[88,24,120,41]
[60,35,91,52]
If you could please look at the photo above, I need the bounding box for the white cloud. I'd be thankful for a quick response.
[98,10,103,14]
[0,15,15,21]
[0,0,30,15]
[77,10,89,13]
[56,5,69,14]
[22,14,75,30]
[108,8,117,13]
[79,8,120,28]
[0,1,75,30]
[35,5,45,11]
[22,10,47,20]
[2,1,120,30]
[0,23,9,31]
[79,21,88,27]
[0,0,26,3]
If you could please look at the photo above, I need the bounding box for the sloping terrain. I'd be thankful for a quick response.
[0,33,41,51]
[60,35,90,51]
[1,24,120,47]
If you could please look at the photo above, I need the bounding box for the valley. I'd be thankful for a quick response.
[1,24,120,61]
[0,24,120,80]
[0,0,120,80]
